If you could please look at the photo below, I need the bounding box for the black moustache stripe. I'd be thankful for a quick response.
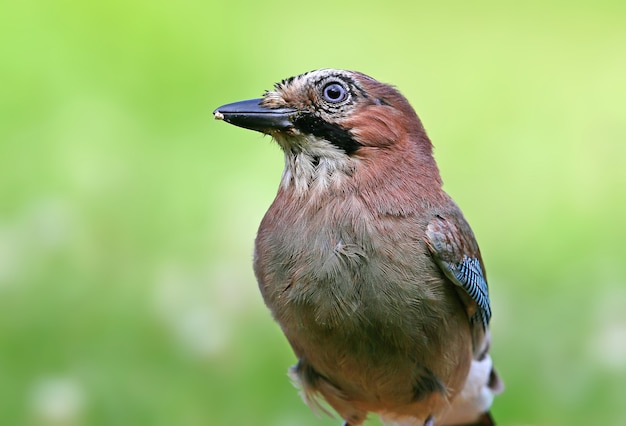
[292,114,362,155]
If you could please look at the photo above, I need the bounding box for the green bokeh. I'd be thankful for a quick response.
[1,1,625,425]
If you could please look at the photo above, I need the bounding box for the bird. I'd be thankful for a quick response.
[213,69,504,426]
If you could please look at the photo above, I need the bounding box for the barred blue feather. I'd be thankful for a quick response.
[449,256,491,329]
[425,215,492,331]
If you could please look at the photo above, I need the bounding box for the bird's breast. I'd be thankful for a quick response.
[254,192,445,336]
[253,191,473,405]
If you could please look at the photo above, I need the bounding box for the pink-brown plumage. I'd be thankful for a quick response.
[215,69,503,425]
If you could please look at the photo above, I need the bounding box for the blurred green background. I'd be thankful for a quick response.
[1,0,625,425]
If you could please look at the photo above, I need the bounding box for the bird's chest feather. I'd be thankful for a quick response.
[253,191,466,405]
[253,192,441,341]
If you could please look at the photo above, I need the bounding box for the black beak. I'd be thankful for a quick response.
[213,98,296,134]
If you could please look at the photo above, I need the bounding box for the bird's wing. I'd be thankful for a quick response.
[425,215,491,330]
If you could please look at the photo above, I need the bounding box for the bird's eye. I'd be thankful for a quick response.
[322,83,348,103]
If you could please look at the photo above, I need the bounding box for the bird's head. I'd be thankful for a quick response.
[215,69,441,196]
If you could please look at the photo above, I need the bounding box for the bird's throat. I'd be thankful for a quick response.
[277,135,356,196]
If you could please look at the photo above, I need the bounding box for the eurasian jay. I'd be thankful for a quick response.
[214,69,503,426]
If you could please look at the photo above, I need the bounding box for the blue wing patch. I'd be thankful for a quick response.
[425,216,492,330]
[444,255,491,329]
